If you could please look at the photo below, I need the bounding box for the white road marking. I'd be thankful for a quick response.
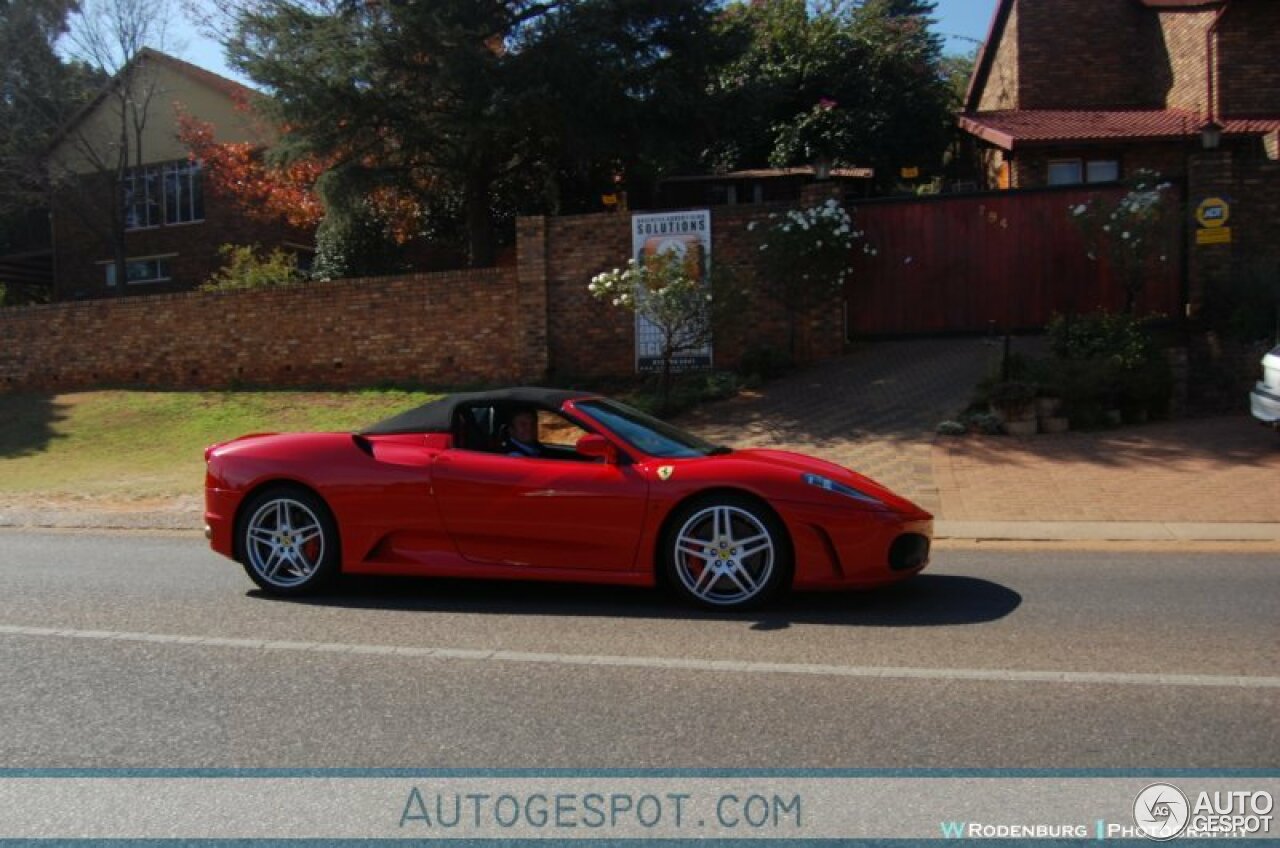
[0,623,1275,689]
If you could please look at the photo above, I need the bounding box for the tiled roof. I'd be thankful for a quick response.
[958,109,1280,150]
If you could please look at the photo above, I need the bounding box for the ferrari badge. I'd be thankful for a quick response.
[657,465,674,481]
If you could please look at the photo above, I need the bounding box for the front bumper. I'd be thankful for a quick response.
[204,486,240,560]
[1251,383,1280,426]
[780,501,933,590]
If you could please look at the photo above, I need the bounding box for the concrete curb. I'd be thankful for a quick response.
[935,520,1280,542]
[3,509,1280,543]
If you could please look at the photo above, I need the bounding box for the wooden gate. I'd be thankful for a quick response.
[844,185,1185,336]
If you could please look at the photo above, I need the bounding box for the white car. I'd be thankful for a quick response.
[1251,346,1280,427]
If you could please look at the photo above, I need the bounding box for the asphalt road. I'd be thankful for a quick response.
[0,530,1275,768]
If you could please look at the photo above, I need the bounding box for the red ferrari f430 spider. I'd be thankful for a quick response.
[204,388,932,609]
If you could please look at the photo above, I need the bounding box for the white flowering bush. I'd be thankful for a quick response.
[749,198,869,355]
[589,249,734,410]
[1070,169,1177,313]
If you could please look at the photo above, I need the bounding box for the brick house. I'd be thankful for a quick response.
[958,0,1280,190]
[45,49,310,300]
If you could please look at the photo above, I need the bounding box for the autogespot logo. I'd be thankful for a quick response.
[1134,783,1190,841]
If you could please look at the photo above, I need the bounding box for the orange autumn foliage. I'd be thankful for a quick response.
[177,111,326,230]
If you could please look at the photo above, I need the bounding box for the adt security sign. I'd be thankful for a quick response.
[1195,197,1232,245]
[1196,197,1230,228]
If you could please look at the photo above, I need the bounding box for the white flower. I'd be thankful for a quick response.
[815,241,822,247]
[1160,255,1168,262]
[1121,231,1130,240]
[759,244,768,251]
[1102,225,1111,232]
[904,256,913,264]
[1072,204,1087,216]
[747,221,757,231]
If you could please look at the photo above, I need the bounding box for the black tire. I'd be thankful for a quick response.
[661,493,792,610]
[236,485,340,595]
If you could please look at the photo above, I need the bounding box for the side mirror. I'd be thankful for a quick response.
[575,433,616,463]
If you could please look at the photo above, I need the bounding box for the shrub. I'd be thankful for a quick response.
[201,244,304,292]
[737,345,794,382]
[1046,311,1155,368]
[936,420,967,436]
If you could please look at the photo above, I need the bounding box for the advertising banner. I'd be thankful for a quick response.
[630,209,712,373]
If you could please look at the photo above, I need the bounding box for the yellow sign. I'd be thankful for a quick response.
[900,166,920,179]
[1196,197,1230,229]
[657,465,674,481]
[601,193,619,207]
[1196,226,1232,245]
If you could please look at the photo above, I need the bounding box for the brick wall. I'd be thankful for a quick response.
[4,204,849,394]
[1016,0,1167,110]
[52,172,310,300]
[1,268,527,392]
[537,205,843,379]
[1157,8,1215,114]
[1217,0,1280,118]
[976,1,1018,112]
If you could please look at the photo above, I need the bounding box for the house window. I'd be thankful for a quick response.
[163,160,204,224]
[1048,160,1083,186]
[122,160,203,230]
[123,166,162,229]
[103,255,174,286]
[1085,159,1120,183]
[1049,158,1121,186]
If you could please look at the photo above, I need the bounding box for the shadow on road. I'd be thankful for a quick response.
[250,573,1021,630]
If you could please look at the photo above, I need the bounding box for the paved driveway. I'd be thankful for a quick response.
[682,339,1280,525]
[680,339,1000,513]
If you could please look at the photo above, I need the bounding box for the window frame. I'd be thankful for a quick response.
[100,253,177,287]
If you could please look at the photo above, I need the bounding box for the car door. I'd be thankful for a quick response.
[430,416,649,571]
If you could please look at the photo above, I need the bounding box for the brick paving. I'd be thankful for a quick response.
[934,415,1280,522]
[682,339,1280,525]
[680,339,1001,513]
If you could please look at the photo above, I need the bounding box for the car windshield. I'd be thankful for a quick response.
[575,399,726,459]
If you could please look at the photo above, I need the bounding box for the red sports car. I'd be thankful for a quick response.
[204,388,932,610]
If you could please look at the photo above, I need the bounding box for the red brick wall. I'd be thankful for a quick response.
[1015,0,1166,110]
[1008,141,1192,189]
[1157,8,1215,114]
[976,1,1018,112]
[51,171,310,301]
[1,268,525,392]
[1217,0,1280,118]
[539,206,843,379]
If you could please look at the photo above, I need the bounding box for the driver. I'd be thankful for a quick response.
[505,408,543,458]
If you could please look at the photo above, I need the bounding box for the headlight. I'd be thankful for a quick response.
[802,472,882,505]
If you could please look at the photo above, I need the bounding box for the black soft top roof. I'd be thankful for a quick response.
[359,387,597,435]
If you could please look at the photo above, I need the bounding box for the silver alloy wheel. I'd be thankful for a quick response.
[672,505,775,606]
[244,497,326,588]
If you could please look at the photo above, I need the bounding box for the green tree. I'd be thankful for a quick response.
[709,0,952,188]
[0,0,102,302]
[225,0,724,267]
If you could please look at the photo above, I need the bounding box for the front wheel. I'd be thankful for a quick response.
[663,495,792,610]
[237,486,339,595]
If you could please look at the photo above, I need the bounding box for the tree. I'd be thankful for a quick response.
[708,0,952,188]
[0,0,102,301]
[218,0,726,267]
[51,0,179,296]
[590,249,742,412]
[1070,170,1178,314]
[752,198,868,356]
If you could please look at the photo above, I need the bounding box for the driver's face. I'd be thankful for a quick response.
[511,412,537,443]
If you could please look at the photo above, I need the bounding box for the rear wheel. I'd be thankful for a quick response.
[663,494,792,610]
[237,486,339,595]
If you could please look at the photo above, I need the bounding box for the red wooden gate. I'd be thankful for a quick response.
[844,185,1185,336]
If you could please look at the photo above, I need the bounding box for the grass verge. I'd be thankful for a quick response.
[0,389,441,503]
